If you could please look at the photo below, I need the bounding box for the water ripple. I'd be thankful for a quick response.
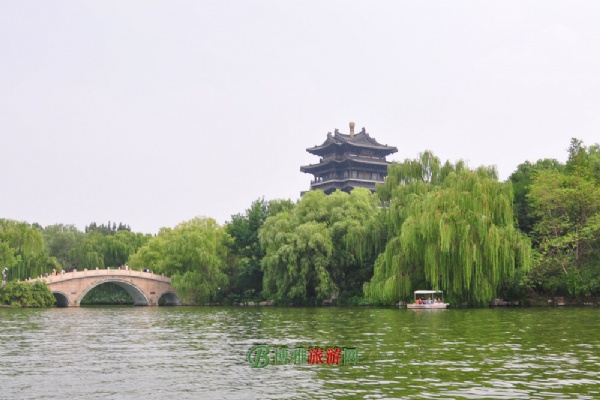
[1,307,599,399]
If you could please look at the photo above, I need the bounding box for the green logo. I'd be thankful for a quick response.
[247,345,271,368]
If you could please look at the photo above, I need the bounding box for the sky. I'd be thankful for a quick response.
[1,1,599,235]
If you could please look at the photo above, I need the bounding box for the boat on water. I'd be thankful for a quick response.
[406,290,449,309]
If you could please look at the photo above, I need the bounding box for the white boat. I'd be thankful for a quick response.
[406,290,449,309]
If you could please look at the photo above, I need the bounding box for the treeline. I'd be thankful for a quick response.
[0,220,151,282]
[1,138,599,307]
[510,139,600,298]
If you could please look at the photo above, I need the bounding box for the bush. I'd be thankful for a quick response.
[1,281,56,307]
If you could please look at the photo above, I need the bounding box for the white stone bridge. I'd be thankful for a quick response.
[34,269,181,307]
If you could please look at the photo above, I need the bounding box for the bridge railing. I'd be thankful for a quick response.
[32,268,171,284]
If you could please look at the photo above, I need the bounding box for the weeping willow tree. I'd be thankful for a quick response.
[259,188,384,303]
[0,219,57,281]
[128,217,229,304]
[260,213,335,301]
[365,152,532,306]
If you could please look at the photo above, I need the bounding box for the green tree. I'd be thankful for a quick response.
[80,283,133,305]
[65,228,150,271]
[225,198,293,298]
[0,240,18,274]
[101,230,151,268]
[42,224,84,271]
[259,189,384,303]
[260,212,334,302]
[296,189,385,295]
[528,168,600,296]
[129,217,230,304]
[85,221,131,235]
[127,230,165,272]
[566,138,600,183]
[509,159,564,235]
[0,219,56,280]
[68,231,105,270]
[1,281,55,307]
[364,153,532,306]
[589,144,600,183]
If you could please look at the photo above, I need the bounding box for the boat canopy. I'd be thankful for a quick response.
[414,290,443,295]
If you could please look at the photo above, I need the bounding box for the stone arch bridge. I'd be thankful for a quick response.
[35,269,181,307]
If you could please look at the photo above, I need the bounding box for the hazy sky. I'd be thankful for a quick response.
[1,1,599,234]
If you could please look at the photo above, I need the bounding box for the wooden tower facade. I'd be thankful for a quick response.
[300,122,397,194]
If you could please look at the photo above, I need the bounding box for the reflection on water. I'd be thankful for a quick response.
[0,307,599,399]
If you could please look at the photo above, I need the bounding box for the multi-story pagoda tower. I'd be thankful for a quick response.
[300,122,398,194]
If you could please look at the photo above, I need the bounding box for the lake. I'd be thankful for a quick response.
[0,306,598,399]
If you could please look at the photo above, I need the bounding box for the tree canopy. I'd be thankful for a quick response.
[225,198,293,298]
[129,217,230,304]
[527,139,600,296]
[0,219,58,281]
[365,152,532,305]
[260,188,384,303]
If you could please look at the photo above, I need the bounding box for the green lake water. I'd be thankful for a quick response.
[0,306,598,399]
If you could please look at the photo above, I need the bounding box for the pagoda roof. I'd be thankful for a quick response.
[306,128,398,157]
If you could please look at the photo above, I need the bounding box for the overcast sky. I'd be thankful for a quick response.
[1,1,599,234]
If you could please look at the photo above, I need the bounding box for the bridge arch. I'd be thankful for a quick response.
[53,291,71,307]
[157,290,181,306]
[78,279,150,306]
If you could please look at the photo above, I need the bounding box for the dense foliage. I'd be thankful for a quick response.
[365,152,532,306]
[1,281,55,307]
[523,139,600,296]
[0,219,59,281]
[46,226,151,271]
[80,283,133,305]
[509,159,564,235]
[259,189,384,303]
[225,198,294,300]
[129,217,230,304]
